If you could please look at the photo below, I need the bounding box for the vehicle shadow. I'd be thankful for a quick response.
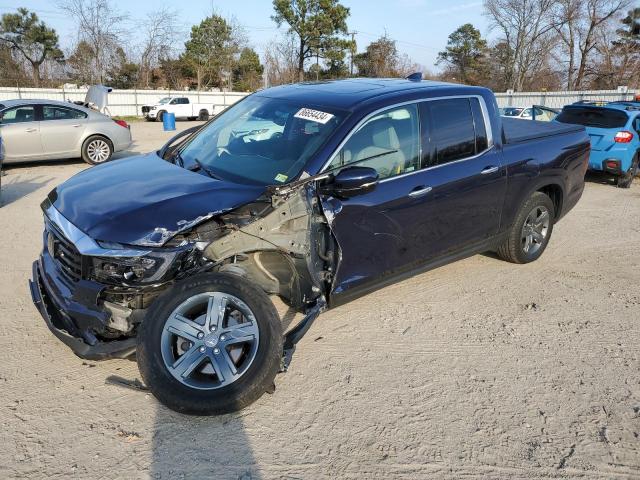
[0,173,53,207]
[584,170,617,186]
[151,405,261,479]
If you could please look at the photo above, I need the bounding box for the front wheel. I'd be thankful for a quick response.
[82,135,113,165]
[137,273,283,415]
[497,191,555,264]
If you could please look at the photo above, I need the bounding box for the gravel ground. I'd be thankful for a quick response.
[1,122,639,479]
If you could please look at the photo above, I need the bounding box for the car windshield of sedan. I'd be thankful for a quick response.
[500,107,524,117]
[177,96,346,186]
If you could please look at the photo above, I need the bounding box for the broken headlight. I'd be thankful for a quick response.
[91,243,197,284]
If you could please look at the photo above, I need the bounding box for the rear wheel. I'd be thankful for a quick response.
[197,109,210,121]
[81,135,113,165]
[617,154,639,189]
[497,191,555,264]
[137,273,282,415]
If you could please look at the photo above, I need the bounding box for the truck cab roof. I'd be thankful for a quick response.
[255,78,488,111]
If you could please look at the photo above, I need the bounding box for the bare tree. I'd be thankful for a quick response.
[484,0,559,91]
[137,8,181,89]
[264,34,299,87]
[554,0,630,89]
[588,8,640,88]
[58,0,129,84]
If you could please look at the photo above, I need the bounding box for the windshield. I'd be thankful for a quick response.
[500,107,524,117]
[158,97,172,104]
[178,95,346,185]
[556,107,628,129]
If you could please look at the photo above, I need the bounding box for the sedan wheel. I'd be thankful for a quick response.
[82,136,113,165]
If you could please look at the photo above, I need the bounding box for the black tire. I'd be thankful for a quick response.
[137,273,283,415]
[197,109,210,121]
[497,191,555,264]
[617,154,639,189]
[156,110,165,123]
[81,135,113,165]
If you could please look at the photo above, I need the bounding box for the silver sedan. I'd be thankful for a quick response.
[0,99,132,165]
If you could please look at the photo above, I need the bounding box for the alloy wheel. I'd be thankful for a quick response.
[160,292,260,390]
[521,205,550,255]
[86,139,111,163]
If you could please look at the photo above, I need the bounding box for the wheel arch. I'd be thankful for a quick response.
[82,133,114,152]
[537,182,564,219]
[215,250,315,312]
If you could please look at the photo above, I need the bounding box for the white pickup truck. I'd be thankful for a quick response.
[142,97,214,122]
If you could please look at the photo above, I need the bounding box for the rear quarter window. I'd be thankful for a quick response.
[556,107,628,128]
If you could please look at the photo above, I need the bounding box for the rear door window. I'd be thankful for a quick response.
[42,105,87,120]
[556,107,628,128]
[424,98,484,167]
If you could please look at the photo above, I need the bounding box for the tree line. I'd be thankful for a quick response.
[0,0,638,92]
[439,1,639,91]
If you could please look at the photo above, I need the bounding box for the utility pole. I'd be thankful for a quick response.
[348,31,357,76]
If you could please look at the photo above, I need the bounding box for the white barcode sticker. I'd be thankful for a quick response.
[294,108,334,124]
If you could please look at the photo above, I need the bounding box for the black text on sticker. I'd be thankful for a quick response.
[294,108,334,124]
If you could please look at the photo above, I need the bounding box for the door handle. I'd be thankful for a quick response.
[72,124,81,128]
[480,166,499,174]
[25,128,37,133]
[408,186,432,198]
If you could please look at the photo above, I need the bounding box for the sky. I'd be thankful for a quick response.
[0,0,491,71]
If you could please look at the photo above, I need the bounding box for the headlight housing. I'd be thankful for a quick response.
[90,243,198,285]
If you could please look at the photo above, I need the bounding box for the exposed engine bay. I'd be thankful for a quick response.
[81,184,339,348]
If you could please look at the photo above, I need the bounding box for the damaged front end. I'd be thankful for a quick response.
[30,183,339,362]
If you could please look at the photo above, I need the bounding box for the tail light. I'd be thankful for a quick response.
[605,159,620,170]
[614,131,633,143]
[114,119,130,129]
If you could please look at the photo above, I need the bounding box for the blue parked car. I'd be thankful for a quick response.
[29,78,590,415]
[555,102,640,188]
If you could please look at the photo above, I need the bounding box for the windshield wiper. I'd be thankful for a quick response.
[172,151,184,167]
[189,158,223,180]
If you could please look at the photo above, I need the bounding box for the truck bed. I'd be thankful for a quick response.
[502,117,584,144]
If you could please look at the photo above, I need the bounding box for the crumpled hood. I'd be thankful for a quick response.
[48,154,266,246]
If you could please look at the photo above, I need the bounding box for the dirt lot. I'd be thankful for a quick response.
[1,121,639,479]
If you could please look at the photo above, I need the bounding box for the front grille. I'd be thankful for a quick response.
[141,106,150,114]
[46,220,83,282]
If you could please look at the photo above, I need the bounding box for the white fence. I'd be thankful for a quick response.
[494,89,638,109]
[0,87,249,117]
[0,86,638,116]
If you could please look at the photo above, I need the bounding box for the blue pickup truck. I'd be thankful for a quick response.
[30,79,590,415]
[555,102,640,188]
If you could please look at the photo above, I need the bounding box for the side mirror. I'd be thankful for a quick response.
[323,166,379,198]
